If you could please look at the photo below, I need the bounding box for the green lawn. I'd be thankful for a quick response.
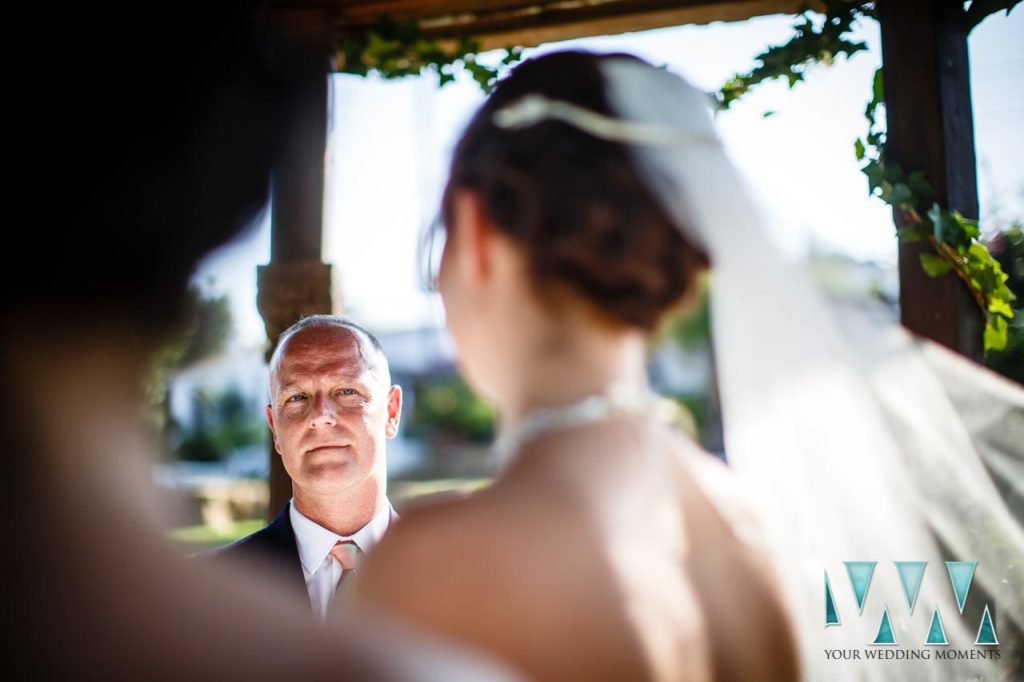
[169,518,266,554]
[169,477,492,554]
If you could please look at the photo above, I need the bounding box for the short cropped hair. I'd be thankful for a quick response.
[268,315,391,396]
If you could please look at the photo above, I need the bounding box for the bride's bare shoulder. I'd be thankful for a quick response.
[676,445,773,545]
[354,488,533,627]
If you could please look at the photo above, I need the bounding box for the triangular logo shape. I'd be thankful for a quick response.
[894,561,927,614]
[975,605,999,645]
[925,608,948,645]
[872,608,897,645]
[946,561,977,614]
[825,571,840,626]
[844,561,877,614]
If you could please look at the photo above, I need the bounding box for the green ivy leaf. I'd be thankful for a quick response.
[898,228,925,243]
[968,241,991,264]
[865,66,884,126]
[871,66,884,104]
[889,183,913,206]
[990,297,1014,317]
[985,314,1009,351]
[952,211,980,239]
[500,47,522,66]
[882,164,905,185]
[907,171,934,201]
[863,160,886,194]
[879,180,895,202]
[854,138,866,160]
[929,204,969,248]
[919,252,952,277]
[973,263,1002,292]
[998,282,1017,303]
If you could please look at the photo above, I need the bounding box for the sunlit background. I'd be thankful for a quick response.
[160,9,1023,550]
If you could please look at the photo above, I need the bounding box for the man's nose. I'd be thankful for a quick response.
[309,395,338,428]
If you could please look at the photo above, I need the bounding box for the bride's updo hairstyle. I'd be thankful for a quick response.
[441,50,708,332]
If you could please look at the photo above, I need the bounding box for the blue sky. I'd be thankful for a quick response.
[195,8,1023,345]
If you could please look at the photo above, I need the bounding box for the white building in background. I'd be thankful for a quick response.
[168,344,269,429]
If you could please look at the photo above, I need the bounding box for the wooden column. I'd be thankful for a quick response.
[877,0,983,361]
[258,9,335,520]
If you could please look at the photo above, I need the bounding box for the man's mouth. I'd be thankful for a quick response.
[305,444,349,455]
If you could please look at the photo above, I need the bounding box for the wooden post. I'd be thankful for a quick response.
[258,8,335,520]
[877,0,983,361]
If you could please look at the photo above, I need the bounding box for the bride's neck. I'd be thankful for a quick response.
[498,319,648,428]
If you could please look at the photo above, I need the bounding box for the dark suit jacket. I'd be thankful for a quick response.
[209,502,398,607]
[210,502,308,600]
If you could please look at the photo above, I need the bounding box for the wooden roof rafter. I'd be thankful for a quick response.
[294,0,823,50]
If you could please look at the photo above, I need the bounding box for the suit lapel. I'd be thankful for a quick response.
[265,502,308,599]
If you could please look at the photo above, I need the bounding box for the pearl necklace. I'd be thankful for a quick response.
[491,384,686,463]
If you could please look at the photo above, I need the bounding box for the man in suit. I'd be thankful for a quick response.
[217,315,401,621]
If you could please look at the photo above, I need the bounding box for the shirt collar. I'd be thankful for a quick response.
[289,498,393,575]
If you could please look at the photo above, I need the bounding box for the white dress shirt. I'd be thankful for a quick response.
[289,498,393,621]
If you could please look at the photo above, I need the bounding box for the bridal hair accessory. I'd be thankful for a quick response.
[493,93,721,147]
[492,384,686,464]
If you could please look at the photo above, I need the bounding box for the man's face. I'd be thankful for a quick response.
[266,327,400,499]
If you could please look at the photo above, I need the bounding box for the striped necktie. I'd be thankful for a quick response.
[328,540,362,614]
[330,540,361,572]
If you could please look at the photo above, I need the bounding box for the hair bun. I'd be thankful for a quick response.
[443,51,708,331]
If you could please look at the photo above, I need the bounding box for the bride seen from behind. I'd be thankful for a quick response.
[352,51,800,682]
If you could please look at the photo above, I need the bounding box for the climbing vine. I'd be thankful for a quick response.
[717,0,874,109]
[335,17,522,92]
[717,0,1018,351]
[856,66,1016,350]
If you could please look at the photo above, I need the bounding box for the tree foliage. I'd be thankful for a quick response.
[143,286,235,437]
[408,375,496,442]
[175,386,266,463]
[175,286,233,367]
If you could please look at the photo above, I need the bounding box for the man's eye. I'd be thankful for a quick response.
[337,388,357,396]
[285,394,306,403]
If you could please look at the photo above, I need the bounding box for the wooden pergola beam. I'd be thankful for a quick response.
[330,0,820,50]
[878,0,983,360]
[259,7,337,519]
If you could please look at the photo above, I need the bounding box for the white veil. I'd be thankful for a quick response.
[496,57,1024,680]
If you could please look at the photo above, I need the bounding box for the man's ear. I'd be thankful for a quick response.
[265,404,282,455]
[452,189,491,283]
[385,385,402,439]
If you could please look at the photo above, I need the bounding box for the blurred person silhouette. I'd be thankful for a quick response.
[1,5,516,680]
[216,316,402,622]
[351,51,1024,681]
